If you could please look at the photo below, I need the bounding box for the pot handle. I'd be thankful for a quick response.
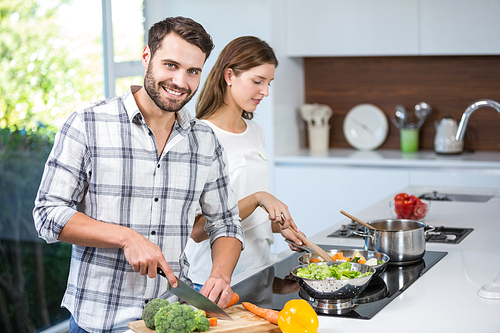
[352,230,374,241]
[424,224,437,235]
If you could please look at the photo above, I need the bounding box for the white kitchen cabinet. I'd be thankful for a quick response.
[420,0,500,55]
[285,0,419,56]
[271,164,409,253]
[286,0,500,56]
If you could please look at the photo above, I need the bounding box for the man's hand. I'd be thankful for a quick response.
[122,230,177,287]
[199,275,234,308]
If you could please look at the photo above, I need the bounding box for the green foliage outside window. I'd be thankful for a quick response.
[0,0,103,331]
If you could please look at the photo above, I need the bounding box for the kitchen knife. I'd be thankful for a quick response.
[157,268,233,320]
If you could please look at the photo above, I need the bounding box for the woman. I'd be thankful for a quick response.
[184,36,304,292]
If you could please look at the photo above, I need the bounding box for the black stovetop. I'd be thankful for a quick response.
[232,246,447,320]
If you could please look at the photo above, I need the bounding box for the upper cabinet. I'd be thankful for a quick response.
[286,0,500,56]
[420,0,500,55]
[286,0,419,56]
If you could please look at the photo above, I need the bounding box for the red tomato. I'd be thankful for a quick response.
[413,201,428,219]
[394,201,414,219]
[394,193,410,201]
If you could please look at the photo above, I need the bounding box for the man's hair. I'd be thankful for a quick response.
[147,16,214,60]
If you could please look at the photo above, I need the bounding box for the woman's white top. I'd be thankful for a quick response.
[184,119,274,285]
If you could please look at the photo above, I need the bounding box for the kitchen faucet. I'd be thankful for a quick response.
[456,99,500,141]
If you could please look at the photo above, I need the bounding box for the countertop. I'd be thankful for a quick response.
[274,148,500,169]
[245,185,500,333]
[123,185,500,333]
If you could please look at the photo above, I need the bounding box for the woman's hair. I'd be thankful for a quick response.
[196,36,278,120]
[147,16,214,61]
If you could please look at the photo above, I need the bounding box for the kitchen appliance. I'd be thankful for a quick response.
[434,114,463,154]
[328,222,473,245]
[157,268,232,320]
[231,245,447,319]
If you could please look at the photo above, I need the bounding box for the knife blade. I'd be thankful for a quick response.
[157,268,233,320]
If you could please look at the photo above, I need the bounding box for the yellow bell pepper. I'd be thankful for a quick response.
[278,299,319,333]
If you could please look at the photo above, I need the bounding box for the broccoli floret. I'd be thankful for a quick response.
[194,309,209,332]
[154,302,198,333]
[142,298,170,329]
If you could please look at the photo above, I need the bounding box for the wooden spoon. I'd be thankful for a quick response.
[287,226,333,262]
[340,210,377,230]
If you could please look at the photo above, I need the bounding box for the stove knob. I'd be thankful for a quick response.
[339,224,348,235]
[349,220,357,229]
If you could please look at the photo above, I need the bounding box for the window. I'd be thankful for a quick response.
[103,0,146,97]
[0,1,147,331]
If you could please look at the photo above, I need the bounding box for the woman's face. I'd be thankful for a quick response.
[226,63,275,113]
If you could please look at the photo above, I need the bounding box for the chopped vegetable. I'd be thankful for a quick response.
[296,262,372,280]
[226,292,239,307]
[153,301,209,333]
[209,317,218,327]
[278,299,318,333]
[142,298,170,329]
[242,302,279,324]
[394,193,428,220]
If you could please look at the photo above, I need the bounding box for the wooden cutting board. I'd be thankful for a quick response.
[127,304,281,333]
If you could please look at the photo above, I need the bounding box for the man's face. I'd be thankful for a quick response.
[143,33,205,112]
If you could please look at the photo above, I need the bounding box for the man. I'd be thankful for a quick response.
[33,17,252,333]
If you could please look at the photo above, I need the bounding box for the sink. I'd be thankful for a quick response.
[419,191,494,203]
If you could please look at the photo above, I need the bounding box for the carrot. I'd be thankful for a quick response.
[241,302,279,325]
[309,257,321,263]
[332,252,344,261]
[227,292,239,307]
[209,317,218,327]
[358,259,366,264]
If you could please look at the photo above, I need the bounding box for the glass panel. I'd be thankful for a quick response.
[115,76,143,96]
[1,0,104,331]
[112,0,145,63]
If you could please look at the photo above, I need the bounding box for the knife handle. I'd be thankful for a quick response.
[157,267,166,277]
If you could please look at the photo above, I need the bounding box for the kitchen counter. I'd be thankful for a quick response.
[233,185,500,332]
[275,148,500,169]
[122,185,500,333]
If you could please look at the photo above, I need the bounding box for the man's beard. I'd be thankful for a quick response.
[143,63,197,112]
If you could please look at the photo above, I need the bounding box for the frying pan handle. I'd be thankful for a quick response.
[352,230,374,241]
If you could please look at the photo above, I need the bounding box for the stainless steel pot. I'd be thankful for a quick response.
[354,219,434,263]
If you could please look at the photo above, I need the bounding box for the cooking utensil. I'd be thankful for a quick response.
[157,268,233,320]
[395,104,409,127]
[297,248,390,277]
[353,219,434,263]
[414,102,432,129]
[340,210,377,230]
[291,261,374,301]
[287,226,333,262]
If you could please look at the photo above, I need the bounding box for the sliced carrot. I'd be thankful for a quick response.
[309,257,321,263]
[332,252,344,261]
[227,292,239,307]
[358,259,366,264]
[242,302,279,325]
[209,317,218,326]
